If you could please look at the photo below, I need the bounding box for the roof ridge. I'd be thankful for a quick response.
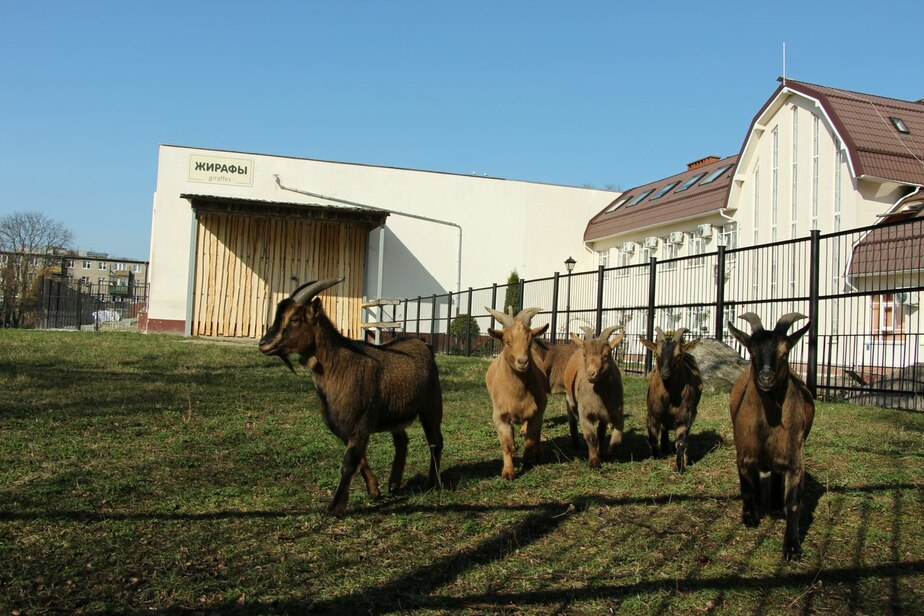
[783,78,924,109]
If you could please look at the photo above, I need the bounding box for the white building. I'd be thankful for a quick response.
[583,79,924,376]
[145,145,616,337]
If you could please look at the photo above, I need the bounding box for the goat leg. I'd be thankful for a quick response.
[420,416,444,489]
[358,456,381,500]
[582,415,602,469]
[770,471,785,511]
[494,418,517,480]
[783,467,803,560]
[388,430,409,493]
[608,411,624,458]
[674,425,689,474]
[647,416,663,458]
[738,463,760,527]
[521,412,544,470]
[660,428,674,455]
[329,436,368,515]
[566,397,580,448]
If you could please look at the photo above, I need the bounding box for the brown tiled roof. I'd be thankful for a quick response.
[848,214,924,278]
[583,155,737,242]
[770,79,924,186]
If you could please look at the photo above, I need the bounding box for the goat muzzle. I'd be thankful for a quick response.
[757,368,777,390]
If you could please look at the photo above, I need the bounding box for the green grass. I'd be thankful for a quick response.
[1,329,922,614]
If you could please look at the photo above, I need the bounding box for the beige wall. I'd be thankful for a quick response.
[148,145,616,333]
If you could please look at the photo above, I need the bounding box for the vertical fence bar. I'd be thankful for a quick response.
[445,291,452,354]
[518,278,525,312]
[489,283,498,356]
[402,298,408,337]
[645,256,657,373]
[550,272,560,342]
[465,287,474,357]
[715,245,727,341]
[807,229,820,398]
[430,294,437,348]
[415,296,421,338]
[595,265,605,335]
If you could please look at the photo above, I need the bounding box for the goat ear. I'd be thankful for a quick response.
[570,333,583,345]
[532,323,549,338]
[488,327,504,341]
[638,337,657,352]
[786,320,811,349]
[727,320,751,347]
[683,337,701,353]
[609,330,626,349]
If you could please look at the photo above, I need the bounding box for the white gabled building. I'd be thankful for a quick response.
[145,145,616,337]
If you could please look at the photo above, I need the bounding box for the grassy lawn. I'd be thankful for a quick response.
[1,329,922,615]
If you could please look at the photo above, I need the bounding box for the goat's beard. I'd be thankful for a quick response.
[273,351,297,374]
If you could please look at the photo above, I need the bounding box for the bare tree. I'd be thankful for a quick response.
[0,211,74,327]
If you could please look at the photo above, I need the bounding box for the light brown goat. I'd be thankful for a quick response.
[727,312,814,560]
[563,325,626,468]
[259,278,443,515]
[485,306,549,479]
[639,327,703,474]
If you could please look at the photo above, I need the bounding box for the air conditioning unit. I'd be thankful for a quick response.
[669,231,686,245]
[622,241,637,254]
[644,236,660,249]
[897,291,918,306]
[696,223,713,238]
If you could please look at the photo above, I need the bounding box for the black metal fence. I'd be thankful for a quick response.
[393,216,924,407]
[35,278,149,331]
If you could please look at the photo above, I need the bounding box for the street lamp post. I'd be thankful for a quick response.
[564,256,576,338]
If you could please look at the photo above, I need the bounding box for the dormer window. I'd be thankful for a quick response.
[890,116,910,134]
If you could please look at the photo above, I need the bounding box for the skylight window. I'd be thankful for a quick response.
[675,172,707,193]
[890,116,910,134]
[650,181,680,201]
[699,163,734,186]
[604,195,632,213]
[626,189,654,207]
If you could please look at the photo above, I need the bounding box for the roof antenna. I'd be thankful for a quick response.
[782,41,787,85]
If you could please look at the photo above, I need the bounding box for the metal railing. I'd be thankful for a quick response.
[393,217,924,406]
[34,279,149,331]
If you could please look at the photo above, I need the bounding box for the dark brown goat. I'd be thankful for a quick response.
[563,325,626,468]
[259,278,443,515]
[485,306,549,479]
[727,312,814,560]
[639,327,703,474]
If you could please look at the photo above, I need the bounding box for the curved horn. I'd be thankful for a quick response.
[515,307,542,325]
[291,277,344,306]
[655,326,666,343]
[774,312,808,335]
[673,327,689,343]
[601,324,622,340]
[580,325,595,338]
[738,312,765,333]
[486,306,514,327]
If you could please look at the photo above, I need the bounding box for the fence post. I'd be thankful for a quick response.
[550,272,560,343]
[465,287,474,357]
[430,294,437,348]
[714,245,727,341]
[402,298,408,336]
[489,283,498,356]
[76,280,83,331]
[518,278,525,313]
[95,285,102,332]
[807,229,820,398]
[645,256,658,374]
[595,265,605,335]
[415,296,421,338]
[445,291,452,353]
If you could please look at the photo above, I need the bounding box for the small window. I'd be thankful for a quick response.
[83,260,92,269]
[626,189,655,207]
[604,195,632,213]
[890,117,910,134]
[98,262,107,270]
[675,172,708,193]
[699,163,735,186]
[650,181,680,201]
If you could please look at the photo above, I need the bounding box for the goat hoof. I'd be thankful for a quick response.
[742,511,759,527]
[327,501,348,517]
[784,543,802,561]
[588,458,601,469]
[387,482,400,494]
[501,469,515,481]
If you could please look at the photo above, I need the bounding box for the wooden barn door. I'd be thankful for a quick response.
[192,211,367,338]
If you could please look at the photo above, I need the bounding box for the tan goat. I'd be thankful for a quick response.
[563,325,626,468]
[485,306,549,479]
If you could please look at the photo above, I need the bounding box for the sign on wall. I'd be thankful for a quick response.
[188,154,254,187]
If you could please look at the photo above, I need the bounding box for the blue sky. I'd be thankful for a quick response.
[1,1,922,260]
